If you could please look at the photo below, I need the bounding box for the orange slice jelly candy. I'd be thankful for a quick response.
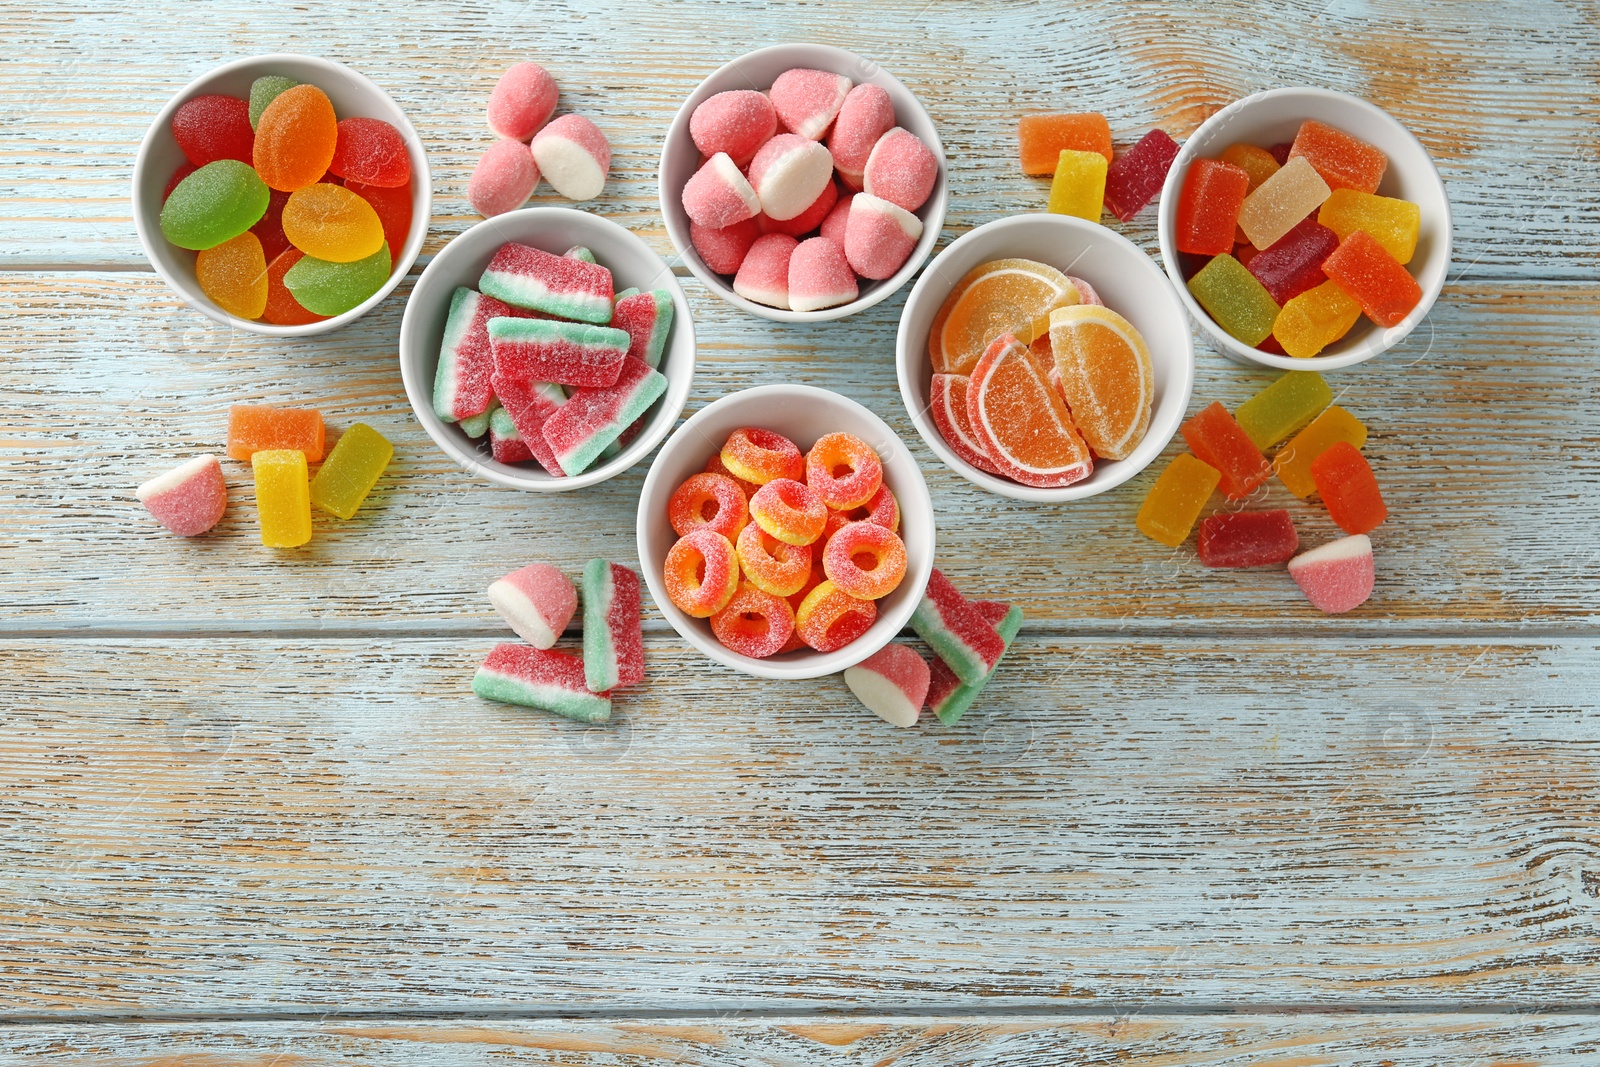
[928,258,1080,375]
[965,334,1093,487]
[1046,305,1154,461]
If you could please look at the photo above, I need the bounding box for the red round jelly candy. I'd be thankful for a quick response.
[329,117,412,188]
[171,94,254,167]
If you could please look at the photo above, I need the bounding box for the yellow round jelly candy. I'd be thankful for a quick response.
[281,183,385,263]
[195,230,268,319]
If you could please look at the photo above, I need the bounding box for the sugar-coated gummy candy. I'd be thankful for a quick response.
[929,258,1077,375]
[844,642,931,728]
[530,114,609,201]
[1273,279,1362,359]
[1046,149,1108,221]
[582,559,644,692]
[1247,218,1340,305]
[836,481,901,534]
[488,563,576,649]
[1018,112,1112,176]
[664,528,740,617]
[670,472,749,540]
[1289,120,1387,194]
[1321,230,1422,328]
[748,133,835,222]
[711,583,796,659]
[819,192,853,246]
[493,378,567,476]
[1187,254,1280,346]
[1235,370,1332,451]
[690,89,777,165]
[195,231,269,320]
[479,241,614,324]
[794,579,876,653]
[1237,156,1332,251]
[822,520,906,600]
[248,76,298,130]
[928,373,1002,475]
[309,422,392,520]
[346,179,413,259]
[487,62,558,141]
[768,68,851,140]
[787,236,857,312]
[1273,404,1367,499]
[736,523,812,597]
[761,180,838,237]
[862,127,937,213]
[542,356,666,475]
[805,432,882,510]
[260,249,326,326]
[610,289,674,369]
[171,94,254,167]
[1176,158,1250,256]
[911,568,1004,686]
[1310,440,1387,534]
[458,405,493,440]
[733,232,798,309]
[489,406,533,464]
[843,192,922,280]
[136,453,227,536]
[252,83,338,192]
[721,427,803,486]
[1181,400,1269,501]
[1219,142,1280,191]
[1046,305,1153,461]
[690,216,761,276]
[966,335,1092,488]
[251,449,311,548]
[925,601,1023,725]
[473,643,611,722]
[1289,534,1375,614]
[1317,189,1420,265]
[283,241,391,317]
[283,182,385,263]
[1135,453,1221,547]
[249,188,291,261]
[160,159,269,250]
[829,83,895,187]
[1103,128,1179,221]
[1197,509,1299,568]
[488,316,629,389]
[683,153,762,230]
[227,403,325,462]
[329,117,410,188]
[749,478,827,546]
[435,288,517,423]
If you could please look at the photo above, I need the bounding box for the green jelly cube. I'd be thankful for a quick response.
[1235,370,1333,450]
[309,423,393,520]
[1188,254,1280,347]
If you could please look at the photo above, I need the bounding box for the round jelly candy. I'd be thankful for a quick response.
[805,432,883,510]
[794,580,876,653]
[248,75,298,129]
[663,528,739,618]
[282,183,385,263]
[260,248,327,326]
[253,83,338,192]
[720,427,803,485]
[749,478,827,546]
[668,472,749,540]
[329,117,411,188]
[195,231,268,320]
[711,583,796,659]
[821,520,906,600]
[159,159,269,250]
[282,241,391,316]
[736,522,812,597]
[171,94,254,167]
[345,179,413,257]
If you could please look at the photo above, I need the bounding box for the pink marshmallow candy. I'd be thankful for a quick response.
[733,232,798,309]
[487,62,558,142]
[747,133,834,221]
[819,192,854,245]
[862,127,938,212]
[690,216,761,274]
[1288,534,1376,614]
[468,138,539,218]
[843,643,931,728]
[760,179,837,237]
[788,236,858,312]
[843,192,922,280]
[682,152,761,229]
[136,453,227,537]
[769,68,852,140]
[828,83,895,189]
[531,114,609,201]
[690,89,777,165]
[488,563,579,649]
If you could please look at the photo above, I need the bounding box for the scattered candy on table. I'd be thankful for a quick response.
[473,644,612,722]
[227,403,325,463]
[1196,508,1300,568]
[251,448,312,548]
[488,563,577,650]
[309,422,393,520]
[910,568,1005,686]
[469,62,611,216]
[1288,534,1375,614]
[925,598,1023,726]
[135,454,228,536]
[843,642,930,728]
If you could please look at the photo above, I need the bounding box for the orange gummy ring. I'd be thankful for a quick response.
[662,528,739,618]
[794,579,877,652]
[668,472,750,540]
[736,522,813,597]
[821,520,907,600]
[720,427,804,486]
[710,583,796,659]
[804,431,883,510]
[748,477,827,546]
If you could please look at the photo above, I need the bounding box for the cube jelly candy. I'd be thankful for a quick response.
[1272,280,1363,359]
[251,449,311,548]
[1321,229,1422,328]
[227,403,325,462]
[1187,255,1280,346]
[1047,149,1108,221]
[1310,440,1387,534]
[1103,128,1179,222]
[1018,112,1113,175]
[1317,189,1421,264]
[1181,401,1270,500]
[1175,158,1250,256]
[1136,453,1221,547]
[1289,120,1387,194]
[1246,218,1340,305]
[1273,404,1368,499]
[1237,156,1331,250]
[1196,509,1299,568]
[1234,370,1332,450]
[309,422,392,520]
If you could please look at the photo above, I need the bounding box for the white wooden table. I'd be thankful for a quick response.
[2,1,1597,1062]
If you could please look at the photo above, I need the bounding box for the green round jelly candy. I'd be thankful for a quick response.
[282,242,392,316]
[248,75,298,129]
[159,159,269,251]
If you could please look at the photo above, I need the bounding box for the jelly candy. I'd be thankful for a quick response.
[1310,441,1387,534]
[749,478,827,546]
[160,159,269,250]
[711,583,797,659]
[690,216,761,275]
[489,406,532,464]
[794,579,875,652]
[721,427,803,485]
[844,643,930,727]
[492,378,567,476]
[1186,254,1279,346]
[736,523,812,597]
[542,357,666,475]
[610,289,674,369]
[171,94,254,167]
[136,454,227,536]
[670,472,749,540]
[1237,156,1331,250]
[582,559,644,692]
[249,188,291,261]
[435,288,517,424]
[248,76,297,129]
[195,231,268,320]
[749,133,835,221]
[488,564,576,649]
[1219,142,1279,191]
[1246,218,1339,305]
[252,83,339,192]
[458,405,493,440]
[769,68,851,140]
[479,241,614,323]
[329,117,410,187]
[1289,119,1386,194]
[487,62,558,141]
[805,432,882,511]
[822,520,906,600]
[1317,189,1420,264]
[1180,401,1269,500]
[251,449,311,548]
[788,235,858,312]
[1175,158,1250,256]
[929,258,1077,374]
[261,249,326,326]
[1273,404,1367,498]
[488,317,630,389]
[1047,149,1109,221]
[227,403,325,462]
[1197,509,1299,567]
[926,601,1023,726]
[1289,534,1375,613]
[1135,453,1221,547]
[1272,280,1362,359]
[828,84,895,187]
[282,182,385,263]
[1018,112,1113,175]
[566,246,598,265]
[820,193,853,245]
[862,127,937,213]
[530,114,610,201]
[966,335,1092,487]
[911,568,1004,686]
[929,373,1002,475]
[1102,128,1179,221]
[843,192,922,280]
[761,179,838,237]
[733,232,798,308]
[664,528,740,617]
[309,422,392,520]
[1266,142,1293,166]
[345,179,413,258]
[473,644,611,722]
[1047,305,1153,461]
[282,241,391,317]
[682,153,762,229]
[691,89,778,165]
[1234,370,1332,450]
[1321,230,1422,328]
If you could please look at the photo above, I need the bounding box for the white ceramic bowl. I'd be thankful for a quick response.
[133,53,431,336]
[399,207,695,492]
[659,44,947,323]
[637,385,935,680]
[1157,86,1452,371]
[897,213,1195,503]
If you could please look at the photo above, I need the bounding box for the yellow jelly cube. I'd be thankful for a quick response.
[1136,453,1221,547]
[310,423,393,520]
[1220,142,1280,191]
[1272,405,1369,498]
[1317,188,1421,264]
[1272,280,1363,359]
[1047,149,1108,221]
[252,449,311,547]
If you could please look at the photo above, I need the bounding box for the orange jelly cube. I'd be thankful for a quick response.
[1018,113,1113,175]
[1310,440,1387,534]
[1288,119,1387,193]
[1180,401,1270,500]
[227,403,326,462]
[1321,230,1422,328]
[1176,159,1251,256]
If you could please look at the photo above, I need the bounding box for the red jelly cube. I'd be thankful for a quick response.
[1247,218,1340,304]
[1288,120,1387,193]
[1197,509,1299,567]
[1181,401,1270,501]
[1322,230,1422,328]
[1103,129,1180,222]
[1176,159,1251,256]
[1311,441,1387,534]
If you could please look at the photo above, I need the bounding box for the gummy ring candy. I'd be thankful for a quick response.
[804,432,883,510]
[710,583,796,659]
[663,528,739,618]
[794,579,877,653]
[844,484,900,532]
[668,472,749,540]
[704,451,761,499]
[720,427,804,486]
[822,521,907,601]
[749,478,827,546]
[736,522,813,597]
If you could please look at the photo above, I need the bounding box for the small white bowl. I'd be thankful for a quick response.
[133,53,432,336]
[637,385,934,680]
[659,44,947,323]
[398,207,695,492]
[1157,86,1452,371]
[896,213,1195,503]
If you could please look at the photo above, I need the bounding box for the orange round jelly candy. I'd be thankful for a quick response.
[195,230,268,319]
[710,583,796,659]
[794,579,876,652]
[663,528,739,618]
[736,522,812,597]
[282,183,385,263]
[720,427,803,486]
[253,84,339,192]
[260,248,327,326]
[804,431,883,510]
[821,521,907,600]
[749,477,827,546]
[668,472,749,540]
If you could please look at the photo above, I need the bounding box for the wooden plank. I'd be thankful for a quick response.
[1,634,1595,1013]
[1,272,1596,632]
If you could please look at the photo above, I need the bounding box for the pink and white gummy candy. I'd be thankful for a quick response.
[136,453,227,536]
[843,642,931,728]
[690,215,761,274]
[843,192,922,280]
[768,68,852,140]
[468,138,539,218]
[862,126,937,213]
[733,232,798,309]
[788,235,857,313]
[690,89,777,165]
[487,62,558,142]
[1288,534,1375,614]
[747,133,835,221]
[828,83,895,189]
[488,562,578,649]
[682,153,761,229]
[531,114,609,201]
